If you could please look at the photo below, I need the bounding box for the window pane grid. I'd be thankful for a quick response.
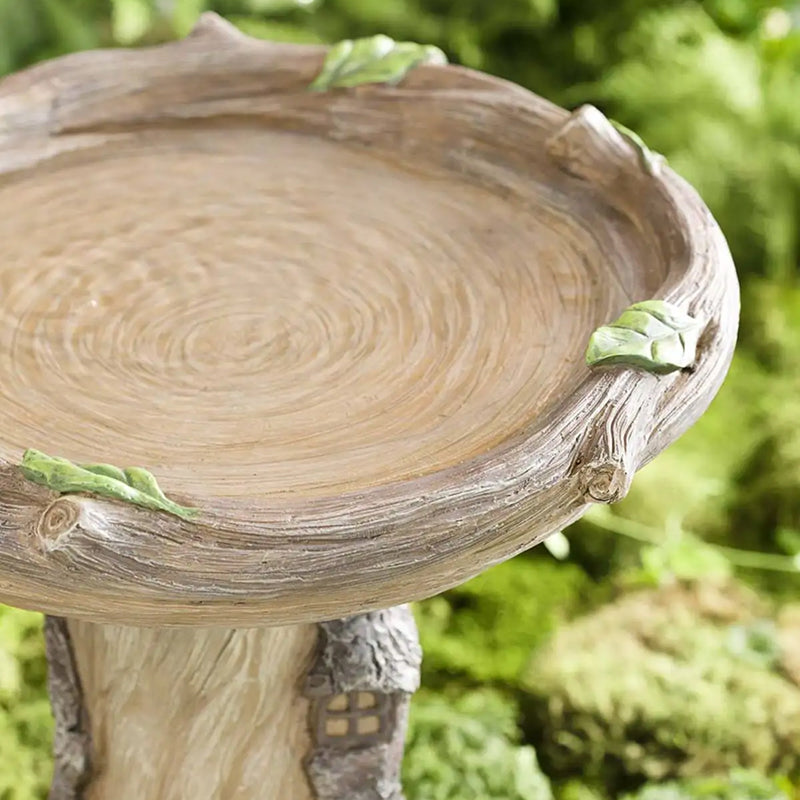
[325,691,388,717]
[326,706,385,719]
[317,691,394,745]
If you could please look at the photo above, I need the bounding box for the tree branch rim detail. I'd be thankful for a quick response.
[0,12,740,627]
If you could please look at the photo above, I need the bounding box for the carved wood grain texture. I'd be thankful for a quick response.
[0,13,739,626]
[66,619,317,800]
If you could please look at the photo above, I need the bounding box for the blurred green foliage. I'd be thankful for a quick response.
[403,688,554,800]
[621,769,794,800]
[415,555,601,686]
[0,607,52,800]
[0,0,799,798]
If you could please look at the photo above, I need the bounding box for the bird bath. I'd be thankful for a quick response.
[0,14,738,800]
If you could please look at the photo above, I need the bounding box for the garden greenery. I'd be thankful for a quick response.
[0,1,798,797]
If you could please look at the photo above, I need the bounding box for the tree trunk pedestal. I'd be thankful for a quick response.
[46,608,421,800]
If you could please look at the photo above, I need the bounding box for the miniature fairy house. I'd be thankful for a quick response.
[304,607,421,799]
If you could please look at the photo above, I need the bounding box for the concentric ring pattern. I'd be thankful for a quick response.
[0,129,613,499]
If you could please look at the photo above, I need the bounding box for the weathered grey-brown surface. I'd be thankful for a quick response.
[44,616,92,800]
[304,606,421,800]
[0,12,739,800]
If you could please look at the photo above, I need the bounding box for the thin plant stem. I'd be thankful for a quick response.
[583,511,800,574]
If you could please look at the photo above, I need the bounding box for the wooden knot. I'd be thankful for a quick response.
[579,462,630,504]
[37,498,81,548]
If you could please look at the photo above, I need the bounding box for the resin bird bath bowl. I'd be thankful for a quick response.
[0,14,738,800]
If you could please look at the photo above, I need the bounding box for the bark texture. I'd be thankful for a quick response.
[304,607,421,800]
[44,616,92,800]
[307,608,421,696]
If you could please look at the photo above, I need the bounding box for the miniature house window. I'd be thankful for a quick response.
[312,690,395,748]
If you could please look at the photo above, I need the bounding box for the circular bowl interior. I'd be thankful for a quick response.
[0,96,655,502]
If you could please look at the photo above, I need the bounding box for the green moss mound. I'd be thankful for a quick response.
[404,688,553,800]
[522,582,800,790]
